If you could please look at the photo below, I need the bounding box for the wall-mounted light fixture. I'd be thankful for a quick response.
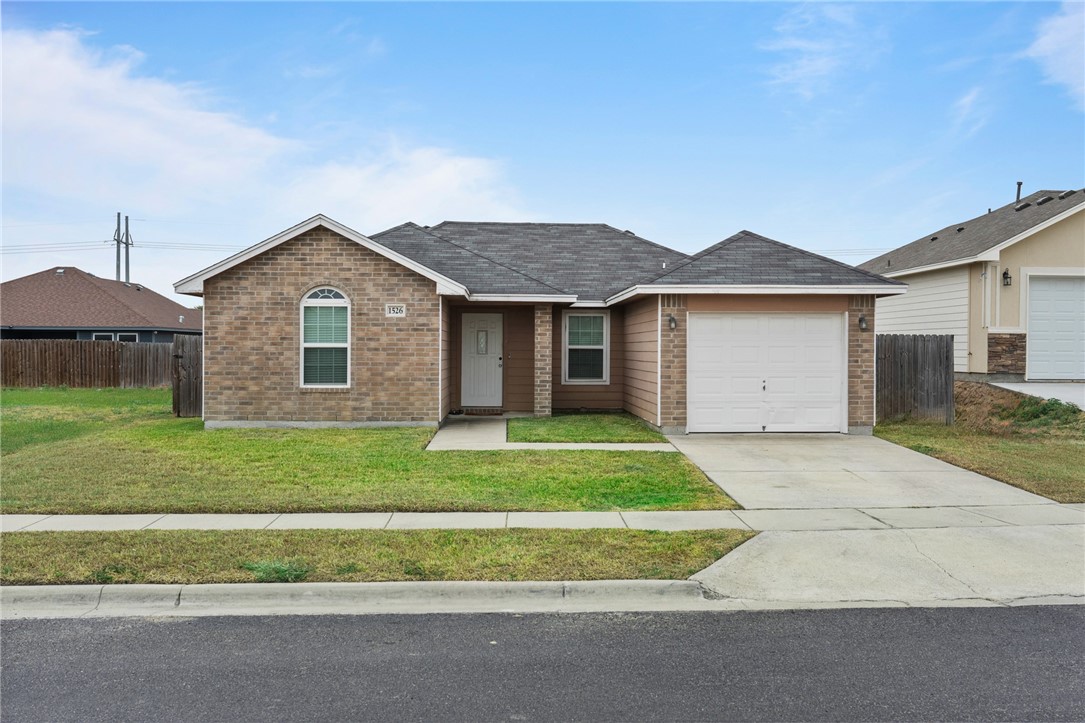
[668,314,678,331]
[858,314,868,332]
[1002,269,1012,287]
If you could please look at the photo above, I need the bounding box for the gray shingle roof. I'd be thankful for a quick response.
[369,223,568,296]
[859,189,1085,275]
[647,231,903,287]
[424,222,690,300]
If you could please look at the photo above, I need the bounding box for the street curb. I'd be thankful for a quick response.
[0,580,709,619]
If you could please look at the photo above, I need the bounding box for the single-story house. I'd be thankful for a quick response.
[175,216,905,433]
[1,266,202,342]
[860,189,1085,381]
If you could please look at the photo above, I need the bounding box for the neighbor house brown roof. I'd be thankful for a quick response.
[1,267,201,332]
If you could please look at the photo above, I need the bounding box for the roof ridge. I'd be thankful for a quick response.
[386,222,571,295]
[80,271,162,327]
[647,233,745,283]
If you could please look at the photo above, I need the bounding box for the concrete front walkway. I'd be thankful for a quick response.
[425,416,676,451]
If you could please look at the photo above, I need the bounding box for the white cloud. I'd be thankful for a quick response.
[761,4,886,100]
[1024,1,1085,111]
[951,86,989,137]
[1,27,528,302]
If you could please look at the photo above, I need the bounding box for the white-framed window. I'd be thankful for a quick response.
[117,333,139,342]
[92,333,113,341]
[301,287,350,387]
[562,310,610,384]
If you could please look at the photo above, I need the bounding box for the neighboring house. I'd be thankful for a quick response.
[860,189,1085,381]
[1,266,202,342]
[174,216,904,433]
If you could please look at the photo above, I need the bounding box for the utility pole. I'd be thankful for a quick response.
[124,215,132,283]
[114,212,122,281]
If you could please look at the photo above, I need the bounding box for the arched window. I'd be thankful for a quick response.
[301,287,349,386]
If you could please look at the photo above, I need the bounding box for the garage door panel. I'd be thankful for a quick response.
[688,313,845,433]
[1028,277,1085,380]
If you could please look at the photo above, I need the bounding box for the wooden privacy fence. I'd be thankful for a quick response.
[171,335,202,417]
[876,334,955,424]
[1,339,173,388]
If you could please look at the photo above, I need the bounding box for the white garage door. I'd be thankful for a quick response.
[688,313,846,433]
[1028,276,1085,380]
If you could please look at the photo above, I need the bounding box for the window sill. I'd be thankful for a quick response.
[561,379,610,386]
[300,386,351,393]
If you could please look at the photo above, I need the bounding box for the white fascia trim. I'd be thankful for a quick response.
[605,284,907,305]
[570,300,608,308]
[466,293,578,303]
[883,202,1085,279]
[174,214,469,297]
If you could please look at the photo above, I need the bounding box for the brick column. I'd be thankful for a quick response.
[659,295,687,432]
[533,304,552,417]
[848,295,875,433]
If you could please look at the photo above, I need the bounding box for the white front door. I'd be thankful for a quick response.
[687,313,846,432]
[461,313,503,407]
[1027,276,1085,380]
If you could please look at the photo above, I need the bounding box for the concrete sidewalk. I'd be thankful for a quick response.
[2,504,1080,532]
[425,416,676,451]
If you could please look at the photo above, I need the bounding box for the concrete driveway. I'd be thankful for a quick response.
[668,433,1084,607]
[668,434,1051,509]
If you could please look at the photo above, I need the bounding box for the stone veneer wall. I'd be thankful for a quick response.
[533,304,553,416]
[987,333,1026,374]
[847,295,876,432]
[658,295,688,432]
[203,227,440,425]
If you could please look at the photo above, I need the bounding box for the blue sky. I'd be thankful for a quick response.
[3,2,1083,305]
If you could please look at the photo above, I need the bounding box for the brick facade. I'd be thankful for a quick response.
[533,304,553,416]
[987,333,1026,374]
[203,228,440,425]
[658,295,688,432]
[847,295,876,432]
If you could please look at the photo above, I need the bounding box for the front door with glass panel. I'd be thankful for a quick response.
[461,313,503,407]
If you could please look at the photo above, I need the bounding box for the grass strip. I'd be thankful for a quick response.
[876,422,1085,503]
[0,528,755,585]
[507,413,667,443]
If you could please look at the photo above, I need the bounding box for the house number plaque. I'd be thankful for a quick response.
[385,304,407,317]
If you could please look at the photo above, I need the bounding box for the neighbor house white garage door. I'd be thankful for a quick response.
[1028,276,1085,380]
[687,313,846,433]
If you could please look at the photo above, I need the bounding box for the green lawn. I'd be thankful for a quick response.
[876,390,1085,504]
[0,528,755,585]
[507,413,667,443]
[0,388,735,513]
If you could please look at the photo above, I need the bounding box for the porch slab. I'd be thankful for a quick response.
[960,505,1085,526]
[426,418,507,450]
[733,508,888,531]
[386,512,508,529]
[621,511,749,530]
[507,512,626,529]
[266,513,392,530]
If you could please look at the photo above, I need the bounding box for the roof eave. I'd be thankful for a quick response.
[173,214,470,297]
[464,293,578,303]
[877,199,1085,278]
[605,284,909,305]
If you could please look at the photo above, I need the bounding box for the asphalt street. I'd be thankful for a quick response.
[2,607,1083,722]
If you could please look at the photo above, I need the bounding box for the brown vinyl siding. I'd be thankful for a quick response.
[621,296,659,425]
[448,304,534,412]
[552,306,625,410]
